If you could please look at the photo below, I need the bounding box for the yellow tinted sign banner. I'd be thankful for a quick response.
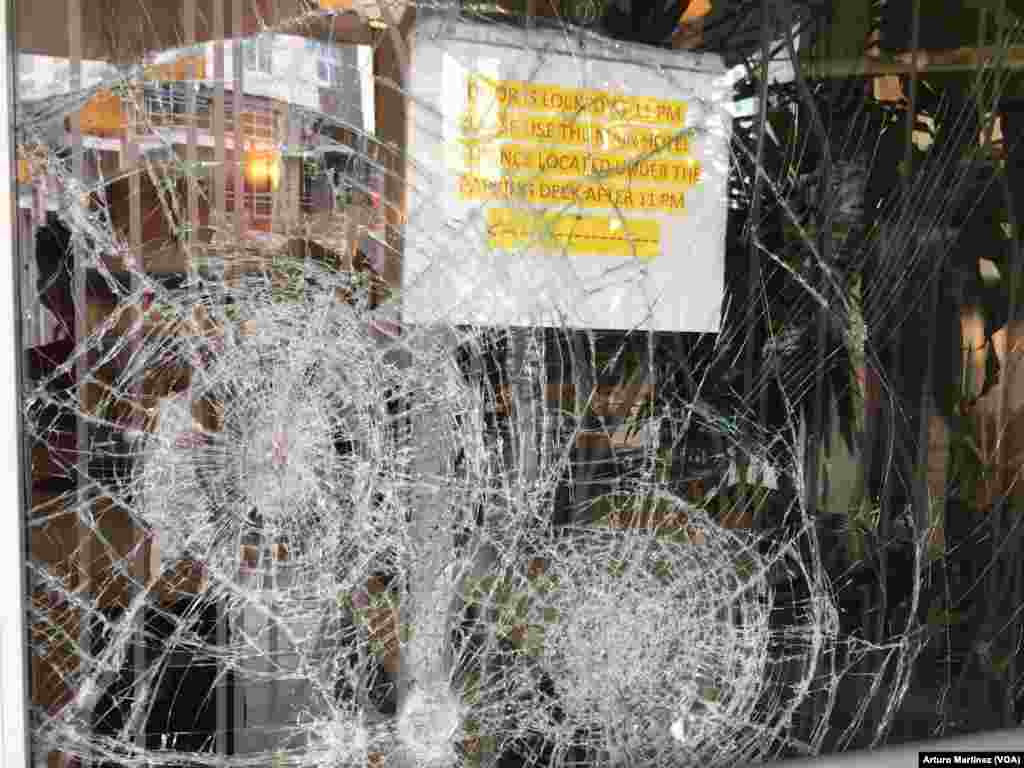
[470,77,687,125]
[456,75,707,261]
[474,144,702,185]
[487,208,661,260]
[458,75,704,237]
[459,174,686,215]
[461,115,691,156]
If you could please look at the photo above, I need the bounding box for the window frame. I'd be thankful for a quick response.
[1,1,33,766]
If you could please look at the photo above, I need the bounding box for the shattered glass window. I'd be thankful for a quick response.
[9,1,1024,767]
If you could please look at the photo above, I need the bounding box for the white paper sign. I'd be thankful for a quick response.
[403,18,731,332]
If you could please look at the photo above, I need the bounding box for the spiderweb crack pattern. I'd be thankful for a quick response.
[15,6,940,768]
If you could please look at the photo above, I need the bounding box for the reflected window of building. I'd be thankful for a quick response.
[243,35,273,75]
[312,40,343,86]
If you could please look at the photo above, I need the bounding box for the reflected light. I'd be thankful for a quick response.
[245,149,281,191]
[682,0,711,20]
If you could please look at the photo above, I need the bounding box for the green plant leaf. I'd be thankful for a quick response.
[989,653,1013,677]
[467,574,499,603]
[532,574,559,597]
[928,605,968,626]
[700,686,722,703]
[514,594,530,620]
[607,559,627,578]
[652,559,673,581]
[733,554,757,581]
[848,524,868,564]
[524,625,545,657]
[461,671,481,705]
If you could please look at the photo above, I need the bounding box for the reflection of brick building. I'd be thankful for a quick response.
[16,33,385,343]
[15,34,383,764]
[18,33,372,255]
